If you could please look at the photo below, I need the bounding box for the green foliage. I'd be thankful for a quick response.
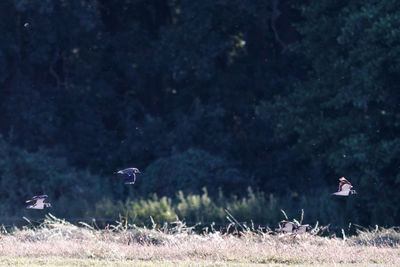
[0,0,399,228]
[92,195,176,225]
[176,188,225,222]
[126,195,177,224]
[0,136,106,217]
[139,148,245,196]
[257,0,400,226]
[226,188,280,223]
[89,188,285,226]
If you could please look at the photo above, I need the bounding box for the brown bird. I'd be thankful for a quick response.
[332,177,357,196]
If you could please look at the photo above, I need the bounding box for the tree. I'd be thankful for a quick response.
[259,0,400,225]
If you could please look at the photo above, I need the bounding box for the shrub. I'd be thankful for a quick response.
[90,195,177,225]
[138,148,246,197]
[227,187,281,224]
[0,136,106,217]
[176,188,225,223]
[89,188,285,226]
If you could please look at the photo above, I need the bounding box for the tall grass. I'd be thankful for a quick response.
[351,225,400,247]
[88,187,282,226]
[0,214,399,266]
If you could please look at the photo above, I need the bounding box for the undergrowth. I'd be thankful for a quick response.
[0,214,398,265]
[89,187,281,226]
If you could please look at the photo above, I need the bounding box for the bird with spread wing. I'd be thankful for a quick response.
[332,177,357,196]
[114,167,141,184]
[26,195,52,209]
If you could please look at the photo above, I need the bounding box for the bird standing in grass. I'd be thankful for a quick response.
[277,220,297,233]
[332,177,357,196]
[293,224,312,234]
[26,195,51,209]
[115,167,141,184]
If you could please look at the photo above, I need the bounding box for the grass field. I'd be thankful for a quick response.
[0,215,399,266]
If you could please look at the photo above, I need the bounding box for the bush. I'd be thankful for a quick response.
[227,188,280,224]
[91,195,177,225]
[126,195,177,224]
[176,188,225,223]
[89,187,285,226]
[0,136,107,217]
[138,148,246,197]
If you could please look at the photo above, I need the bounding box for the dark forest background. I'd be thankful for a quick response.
[0,0,399,228]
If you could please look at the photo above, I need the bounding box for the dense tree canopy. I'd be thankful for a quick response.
[0,0,399,227]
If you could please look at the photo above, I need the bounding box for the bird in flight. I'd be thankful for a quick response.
[115,168,141,184]
[332,177,357,196]
[26,195,52,209]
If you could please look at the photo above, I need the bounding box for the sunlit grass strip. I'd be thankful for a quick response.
[0,214,398,266]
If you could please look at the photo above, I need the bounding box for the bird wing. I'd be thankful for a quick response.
[122,168,134,175]
[33,194,48,200]
[116,168,139,184]
[35,198,45,204]
[124,172,136,183]
[123,170,135,178]
[338,177,352,191]
[125,168,140,173]
[279,220,289,226]
[341,184,352,191]
[26,195,48,203]
[280,220,293,228]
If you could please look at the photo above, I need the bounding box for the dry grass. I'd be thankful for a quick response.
[0,214,399,266]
